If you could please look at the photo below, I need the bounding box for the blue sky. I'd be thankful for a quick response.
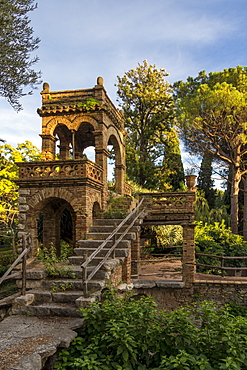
[1,0,247,181]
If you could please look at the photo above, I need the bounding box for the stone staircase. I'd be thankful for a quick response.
[12,199,142,318]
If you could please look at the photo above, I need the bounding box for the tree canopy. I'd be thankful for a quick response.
[174,66,247,235]
[116,60,184,191]
[0,141,41,229]
[0,0,41,110]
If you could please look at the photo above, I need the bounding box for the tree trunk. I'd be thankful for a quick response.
[230,166,242,234]
[242,176,247,241]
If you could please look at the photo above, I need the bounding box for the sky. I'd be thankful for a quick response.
[1,0,247,183]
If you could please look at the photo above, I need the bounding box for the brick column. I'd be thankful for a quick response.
[58,143,70,160]
[17,189,34,255]
[115,164,125,195]
[42,207,60,254]
[122,253,131,284]
[182,224,196,287]
[40,134,56,160]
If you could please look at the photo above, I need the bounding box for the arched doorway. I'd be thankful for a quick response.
[35,197,76,256]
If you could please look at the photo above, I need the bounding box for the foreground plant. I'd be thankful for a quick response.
[55,289,247,369]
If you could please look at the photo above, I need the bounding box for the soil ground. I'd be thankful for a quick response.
[139,257,247,282]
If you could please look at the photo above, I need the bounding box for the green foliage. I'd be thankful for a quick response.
[0,0,41,110]
[154,225,183,247]
[77,98,100,110]
[195,221,247,273]
[55,290,247,369]
[37,243,75,278]
[197,152,216,208]
[51,282,73,293]
[174,66,247,234]
[194,191,230,227]
[225,301,247,318]
[103,195,128,219]
[0,141,41,229]
[116,60,184,190]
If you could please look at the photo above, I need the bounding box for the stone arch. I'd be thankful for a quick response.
[33,197,76,256]
[28,188,76,210]
[71,115,99,132]
[44,117,73,136]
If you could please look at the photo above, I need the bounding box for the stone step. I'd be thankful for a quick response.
[74,247,129,258]
[92,218,141,226]
[76,239,131,249]
[85,232,136,241]
[89,225,140,233]
[26,289,85,304]
[12,302,82,317]
[69,255,125,269]
[42,279,105,292]
[69,255,104,266]
[13,269,48,280]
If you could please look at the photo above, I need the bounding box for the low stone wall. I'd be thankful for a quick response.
[133,279,247,311]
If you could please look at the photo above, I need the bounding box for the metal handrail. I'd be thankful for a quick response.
[81,198,145,297]
[0,234,30,287]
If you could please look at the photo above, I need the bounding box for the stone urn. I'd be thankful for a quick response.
[185,175,197,191]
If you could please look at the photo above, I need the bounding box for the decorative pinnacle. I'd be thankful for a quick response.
[42,82,50,92]
[97,77,104,86]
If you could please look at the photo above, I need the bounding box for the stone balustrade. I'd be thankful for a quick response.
[140,192,196,226]
[16,159,103,183]
[141,192,195,214]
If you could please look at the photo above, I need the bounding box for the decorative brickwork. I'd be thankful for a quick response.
[16,78,128,256]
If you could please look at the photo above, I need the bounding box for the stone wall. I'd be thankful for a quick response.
[133,280,247,311]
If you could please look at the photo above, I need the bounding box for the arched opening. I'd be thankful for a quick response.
[92,202,101,219]
[35,197,75,257]
[75,123,95,160]
[83,146,95,162]
[54,124,72,160]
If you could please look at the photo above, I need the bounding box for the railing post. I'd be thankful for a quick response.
[112,234,117,259]
[21,234,27,295]
[82,251,88,298]
[221,255,224,277]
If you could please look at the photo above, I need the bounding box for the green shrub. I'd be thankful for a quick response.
[55,289,247,369]
[195,221,247,273]
[37,243,75,278]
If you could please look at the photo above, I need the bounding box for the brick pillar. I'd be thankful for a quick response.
[58,143,70,160]
[131,232,140,278]
[17,189,34,255]
[43,208,55,250]
[122,252,131,284]
[182,224,196,287]
[75,206,90,241]
[40,134,56,160]
[115,164,125,195]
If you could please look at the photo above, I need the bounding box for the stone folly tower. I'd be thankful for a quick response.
[16,78,128,256]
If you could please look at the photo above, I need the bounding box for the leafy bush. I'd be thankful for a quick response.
[37,243,75,278]
[55,289,247,369]
[195,220,247,273]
